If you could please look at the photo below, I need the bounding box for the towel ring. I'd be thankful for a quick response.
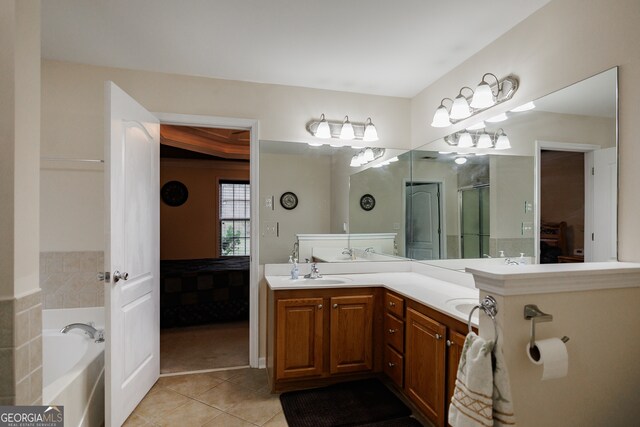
[468,295,499,344]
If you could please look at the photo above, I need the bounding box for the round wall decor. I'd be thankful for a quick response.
[280,192,298,210]
[360,194,376,211]
[161,181,189,207]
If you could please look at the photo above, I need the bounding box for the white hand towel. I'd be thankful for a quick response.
[448,332,516,427]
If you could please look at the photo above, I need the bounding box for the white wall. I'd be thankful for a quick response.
[0,0,40,298]
[410,0,640,262]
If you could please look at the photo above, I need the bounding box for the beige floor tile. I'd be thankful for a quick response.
[225,391,283,426]
[132,387,191,420]
[157,372,225,398]
[195,381,259,411]
[154,400,222,427]
[226,368,269,391]
[123,413,154,427]
[262,411,288,427]
[203,413,257,427]
[209,367,250,381]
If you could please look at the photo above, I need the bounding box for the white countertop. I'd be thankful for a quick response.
[266,271,480,326]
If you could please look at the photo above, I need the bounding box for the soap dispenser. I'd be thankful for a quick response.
[291,258,299,279]
[518,253,528,265]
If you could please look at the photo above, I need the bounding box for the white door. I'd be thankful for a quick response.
[406,183,441,260]
[105,82,160,427]
[585,147,617,261]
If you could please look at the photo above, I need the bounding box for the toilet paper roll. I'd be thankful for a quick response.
[526,337,568,380]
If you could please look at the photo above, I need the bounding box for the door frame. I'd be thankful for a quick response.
[154,112,260,368]
[534,140,600,264]
[403,180,446,260]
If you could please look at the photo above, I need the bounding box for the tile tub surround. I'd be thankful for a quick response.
[0,290,43,405]
[40,251,104,309]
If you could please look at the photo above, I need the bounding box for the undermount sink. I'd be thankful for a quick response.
[445,298,479,316]
[291,277,352,285]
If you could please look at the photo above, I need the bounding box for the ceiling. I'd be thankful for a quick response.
[41,0,551,98]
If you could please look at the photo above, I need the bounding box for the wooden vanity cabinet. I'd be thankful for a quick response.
[268,287,381,391]
[382,291,405,388]
[446,329,467,414]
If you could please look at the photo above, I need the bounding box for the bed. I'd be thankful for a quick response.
[160,257,250,328]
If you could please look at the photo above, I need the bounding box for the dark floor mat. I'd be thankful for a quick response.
[279,378,413,427]
[354,416,424,427]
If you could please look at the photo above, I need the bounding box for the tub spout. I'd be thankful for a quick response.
[61,323,104,343]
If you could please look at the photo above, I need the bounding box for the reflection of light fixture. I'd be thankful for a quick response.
[340,116,355,140]
[476,132,493,148]
[363,118,379,141]
[307,114,380,142]
[494,128,511,150]
[455,157,468,165]
[486,113,508,123]
[431,98,453,127]
[450,87,474,120]
[315,114,331,138]
[389,156,399,162]
[510,101,535,112]
[308,142,323,147]
[458,132,474,148]
[467,121,486,130]
[349,147,386,168]
[431,73,518,127]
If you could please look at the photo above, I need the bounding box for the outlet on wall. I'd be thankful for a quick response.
[522,222,534,237]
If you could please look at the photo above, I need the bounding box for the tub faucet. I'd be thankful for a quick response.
[304,263,322,279]
[61,322,104,343]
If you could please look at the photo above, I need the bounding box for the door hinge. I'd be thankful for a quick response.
[591,167,595,176]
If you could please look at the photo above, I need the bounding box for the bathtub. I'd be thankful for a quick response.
[43,307,105,427]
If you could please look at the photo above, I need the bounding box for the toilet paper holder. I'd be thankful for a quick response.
[524,304,570,350]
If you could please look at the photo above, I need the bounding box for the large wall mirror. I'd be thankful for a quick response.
[259,67,617,268]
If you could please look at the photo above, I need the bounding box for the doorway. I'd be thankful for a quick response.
[158,125,252,374]
[405,182,443,260]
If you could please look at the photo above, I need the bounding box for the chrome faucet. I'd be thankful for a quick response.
[61,322,104,343]
[364,247,374,253]
[304,263,322,279]
[341,248,355,260]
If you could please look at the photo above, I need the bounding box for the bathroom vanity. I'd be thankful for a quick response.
[266,267,479,427]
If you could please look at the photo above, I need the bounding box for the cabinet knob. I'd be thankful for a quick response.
[446,339,452,347]
[389,301,396,307]
[388,328,397,334]
[388,362,396,368]
[333,304,338,309]
[318,304,323,309]
[435,333,442,340]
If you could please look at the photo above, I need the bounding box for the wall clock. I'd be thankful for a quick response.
[161,181,189,207]
[360,194,376,211]
[280,192,298,210]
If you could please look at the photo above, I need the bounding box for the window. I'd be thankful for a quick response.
[219,181,250,256]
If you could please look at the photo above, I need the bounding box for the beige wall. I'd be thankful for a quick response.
[160,159,250,260]
[410,0,640,262]
[258,152,331,264]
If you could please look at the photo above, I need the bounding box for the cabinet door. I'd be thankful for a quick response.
[446,330,467,421]
[405,308,447,427]
[330,295,374,374]
[276,298,324,380]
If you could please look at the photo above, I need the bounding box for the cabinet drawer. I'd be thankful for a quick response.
[384,345,404,388]
[385,292,404,318]
[384,312,404,353]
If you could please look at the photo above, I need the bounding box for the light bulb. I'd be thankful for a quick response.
[339,116,355,140]
[450,94,472,120]
[486,113,508,123]
[470,81,495,109]
[458,132,474,148]
[467,121,486,131]
[315,114,331,139]
[476,133,493,148]
[431,105,451,127]
[494,134,511,150]
[455,157,467,165]
[363,118,379,142]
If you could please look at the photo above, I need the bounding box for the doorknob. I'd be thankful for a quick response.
[113,270,129,283]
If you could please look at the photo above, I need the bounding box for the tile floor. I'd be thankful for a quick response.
[124,368,287,427]
[160,321,250,374]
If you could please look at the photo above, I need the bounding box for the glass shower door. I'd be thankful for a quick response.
[460,186,490,258]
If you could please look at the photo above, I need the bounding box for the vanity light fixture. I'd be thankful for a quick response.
[307,114,379,142]
[510,101,536,112]
[454,157,468,165]
[349,147,385,168]
[444,128,512,151]
[494,129,511,150]
[457,132,474,148]
[430,73,518,128]
[476,132,493,149]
